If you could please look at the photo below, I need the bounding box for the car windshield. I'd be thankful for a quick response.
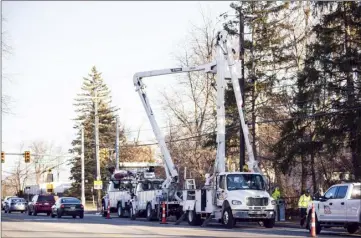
[38,196,55,202]
[227,174,266,191]
[62,198,80,203]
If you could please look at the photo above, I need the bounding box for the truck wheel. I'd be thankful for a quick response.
[346,224,359,234]
[263,218,275,228]
[146,203,154,221]
[117,203,124,218]
[187,210,201,226]
[102,203,107,217]
[129,203,136,220]
[222,207,235,229]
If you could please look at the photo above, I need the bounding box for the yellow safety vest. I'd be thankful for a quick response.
[298,194,311,208]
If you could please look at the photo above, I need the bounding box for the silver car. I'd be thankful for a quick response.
[4,197,27,213]
[2,196,18,210]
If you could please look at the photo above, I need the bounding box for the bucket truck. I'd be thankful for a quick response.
[101,162,164,218]
[131,56,220,221]
[180,31,276,229]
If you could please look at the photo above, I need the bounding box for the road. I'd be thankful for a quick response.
[1,211,360,237]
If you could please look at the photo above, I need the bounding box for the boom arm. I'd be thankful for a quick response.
[133,61,217,190]
[217,30,262,174]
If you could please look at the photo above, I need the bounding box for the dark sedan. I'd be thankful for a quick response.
[51,197,84,218]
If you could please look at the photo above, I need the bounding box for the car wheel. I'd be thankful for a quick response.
[4,209,8,213]
[79,213,84,219]
[8,210,11,214]
[28,209,32,216]
[21,211,24,213]
[51,213,56,218]
[33,210,37,216]
[72,215,76,219]
[47,212,51,216]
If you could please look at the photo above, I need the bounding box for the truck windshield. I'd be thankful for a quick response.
[227,174,266,191]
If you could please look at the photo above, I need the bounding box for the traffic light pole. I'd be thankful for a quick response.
[81,125,86,207]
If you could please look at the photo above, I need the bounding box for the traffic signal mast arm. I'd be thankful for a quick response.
[133,62,217,190]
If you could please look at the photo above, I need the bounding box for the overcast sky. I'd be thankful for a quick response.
[2,1,233,182]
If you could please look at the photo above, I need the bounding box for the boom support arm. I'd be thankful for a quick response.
[217,30,262,174]
[133,62,217,190]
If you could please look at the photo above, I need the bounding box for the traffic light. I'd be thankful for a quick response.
[24,151,31,163]
[1,151,4,163]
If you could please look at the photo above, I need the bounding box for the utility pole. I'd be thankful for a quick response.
[115,116,120,171]
[94,85,101,212]
[81,125,85,206]
[239,8,246,171]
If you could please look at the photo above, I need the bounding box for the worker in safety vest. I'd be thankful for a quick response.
[298,189,311,227]
[272,187,281,200]
[243,164,251,172]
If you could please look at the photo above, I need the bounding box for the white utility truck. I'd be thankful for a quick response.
[306,182,361,235]
[179,31,276,229]
[102,162,164,218]
[132,30,275,227]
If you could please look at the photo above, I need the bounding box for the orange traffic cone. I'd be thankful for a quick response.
[310,203,316,237]
[160,202,167,224]
[106,201,111,219]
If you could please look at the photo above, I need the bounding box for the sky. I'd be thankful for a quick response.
[2,1,233,182]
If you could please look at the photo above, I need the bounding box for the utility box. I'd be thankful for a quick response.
[275,199,285,221]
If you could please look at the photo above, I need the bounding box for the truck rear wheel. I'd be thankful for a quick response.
[187,210,201,226]
[146,203,155,221]
[222,207,235,229]
[129,203,136,220]
[117,203,124,218]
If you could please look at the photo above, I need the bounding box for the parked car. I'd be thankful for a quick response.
[51,197,84,219]
[27,194,55,216]
[2,196,18,210]
[4,197,27,213]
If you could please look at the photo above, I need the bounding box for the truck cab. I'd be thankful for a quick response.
[307,182,361,234]
[183,172,276,229]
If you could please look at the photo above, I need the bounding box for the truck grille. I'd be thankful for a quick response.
[246,197,268,206]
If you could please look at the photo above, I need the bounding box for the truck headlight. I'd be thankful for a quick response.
[271,200,276,205]
[232,200,242,205]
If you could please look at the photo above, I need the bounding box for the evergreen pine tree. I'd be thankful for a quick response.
[67,66,123,199]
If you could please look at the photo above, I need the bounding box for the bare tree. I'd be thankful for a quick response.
[2,17,13,114]
[160,9,219,185]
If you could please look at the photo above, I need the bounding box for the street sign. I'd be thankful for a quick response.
[94,180,103,190]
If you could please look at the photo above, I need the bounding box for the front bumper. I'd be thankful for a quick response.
[233,209,275,219]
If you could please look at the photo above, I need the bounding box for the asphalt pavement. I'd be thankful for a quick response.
[1,211,360,237]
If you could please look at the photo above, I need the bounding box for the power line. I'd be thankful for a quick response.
[122,106,361,147]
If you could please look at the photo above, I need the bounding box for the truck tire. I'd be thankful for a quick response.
[222,207,235,229]
[346,224,359,234]
[187,210,201,226]
[263,218,275,228]
[129,203,136,220]
[117,203,124,218]
[146,203,155,221]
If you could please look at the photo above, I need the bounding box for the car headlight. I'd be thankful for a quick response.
[271,200,276,205]
[232,200,242,205]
